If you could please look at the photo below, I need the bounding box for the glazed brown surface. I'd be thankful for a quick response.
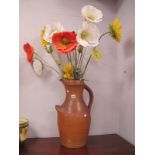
[55,79,94,148]
[20,134,135,155]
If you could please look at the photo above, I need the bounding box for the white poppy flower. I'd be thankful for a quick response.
[81,5,103,23]
[77,22,100,47]
[33,59,43,75]
[43,23,64,43]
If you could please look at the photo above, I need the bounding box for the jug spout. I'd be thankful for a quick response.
[55,105,62,112]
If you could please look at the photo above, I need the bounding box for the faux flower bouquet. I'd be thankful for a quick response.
[23,5,122,80]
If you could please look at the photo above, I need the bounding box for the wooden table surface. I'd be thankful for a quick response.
[20,134,135,155]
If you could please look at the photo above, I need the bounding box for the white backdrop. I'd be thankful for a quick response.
[19,0,135,144]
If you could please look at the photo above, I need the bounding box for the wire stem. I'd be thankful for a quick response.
[99,32,110,41]
[81,55,92,78]
[45,64,62,76]
[75,50,78,67]
[79,48,86,70]
[34,52,61,76]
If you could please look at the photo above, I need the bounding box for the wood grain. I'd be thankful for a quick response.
[20,134,135,155]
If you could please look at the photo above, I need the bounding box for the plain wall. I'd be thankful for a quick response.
[116,0,135,144]
[19,0,119,138]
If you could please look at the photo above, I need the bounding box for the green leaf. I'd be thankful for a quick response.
[46,45,53,54]
[77,45,83,53]
[73,68,81,80]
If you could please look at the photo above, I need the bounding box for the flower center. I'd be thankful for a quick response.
[87,14,96,20]
[62,37,70,45]
[81,31,88,40]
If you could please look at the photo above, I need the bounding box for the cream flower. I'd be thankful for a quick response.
[77,22,100,47]
[33,59,43,75]
[43,23,64,43]
[81,5,103,23]
[91,48,102,61]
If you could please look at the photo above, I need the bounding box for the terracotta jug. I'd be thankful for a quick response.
[55,79,93,148]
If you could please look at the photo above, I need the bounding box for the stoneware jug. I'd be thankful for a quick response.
[55,79,93,148]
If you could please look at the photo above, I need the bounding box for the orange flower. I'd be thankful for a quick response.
[23,43,34,63]
[52,32,78,54]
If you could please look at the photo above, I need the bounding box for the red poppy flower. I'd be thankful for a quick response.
[52,32,78,54]
[23,43,34,63]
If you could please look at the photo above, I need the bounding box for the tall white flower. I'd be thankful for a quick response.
[81,5,103,23]
[77,22,100,47]
[43,23,64,43]
[33,59,43,75]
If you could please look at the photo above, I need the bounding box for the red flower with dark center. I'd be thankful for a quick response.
[52,32,78,54]
[23,43,34,63]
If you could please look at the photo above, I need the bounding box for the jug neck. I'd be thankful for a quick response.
[61,79,84,97]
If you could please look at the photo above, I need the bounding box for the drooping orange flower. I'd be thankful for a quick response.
[52,32,78,54]
[23,43,34,63]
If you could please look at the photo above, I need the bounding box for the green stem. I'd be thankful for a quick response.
[57,54,63,69]
[45,64,62,77]
[77,53,81,68]
[99,32,110,41]
[34,52,62,77]
[69,53,73,65]
[66,54,70,63]
[81,55,92,78]
[51,53,62,69]
[66,53,72,66]
[77,51,81,68]
[79,48,86,70]
[72,51,75,66]
[74,50,78,68]
[46,45,62,71]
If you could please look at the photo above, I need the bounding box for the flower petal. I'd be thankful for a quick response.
[52,32,78,53]
[109,18,122,42]
[91,48,102,61]
[23,43,34,63]
[32,59,43,75]
[81,5,103,23]
[43,23,64,43]
[77,22,100,47]
[63,64,74,79]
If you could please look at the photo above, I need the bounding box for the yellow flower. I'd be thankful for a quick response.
[91,48,102,61]
[63,64,74,79]
[109,18,122,42]
[40,27,48,47]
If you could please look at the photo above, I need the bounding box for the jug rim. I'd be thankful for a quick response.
[60,78,85,85]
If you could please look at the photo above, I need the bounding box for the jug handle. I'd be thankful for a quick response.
[84,84,94,111]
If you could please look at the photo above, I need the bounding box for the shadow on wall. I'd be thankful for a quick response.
[116,0,124,11]
[29,124,38,138]
[124,37,135,83]
[90,0,119,12]
[57,0,119,13]
[124,38,135,58]
[116,34,135,95]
